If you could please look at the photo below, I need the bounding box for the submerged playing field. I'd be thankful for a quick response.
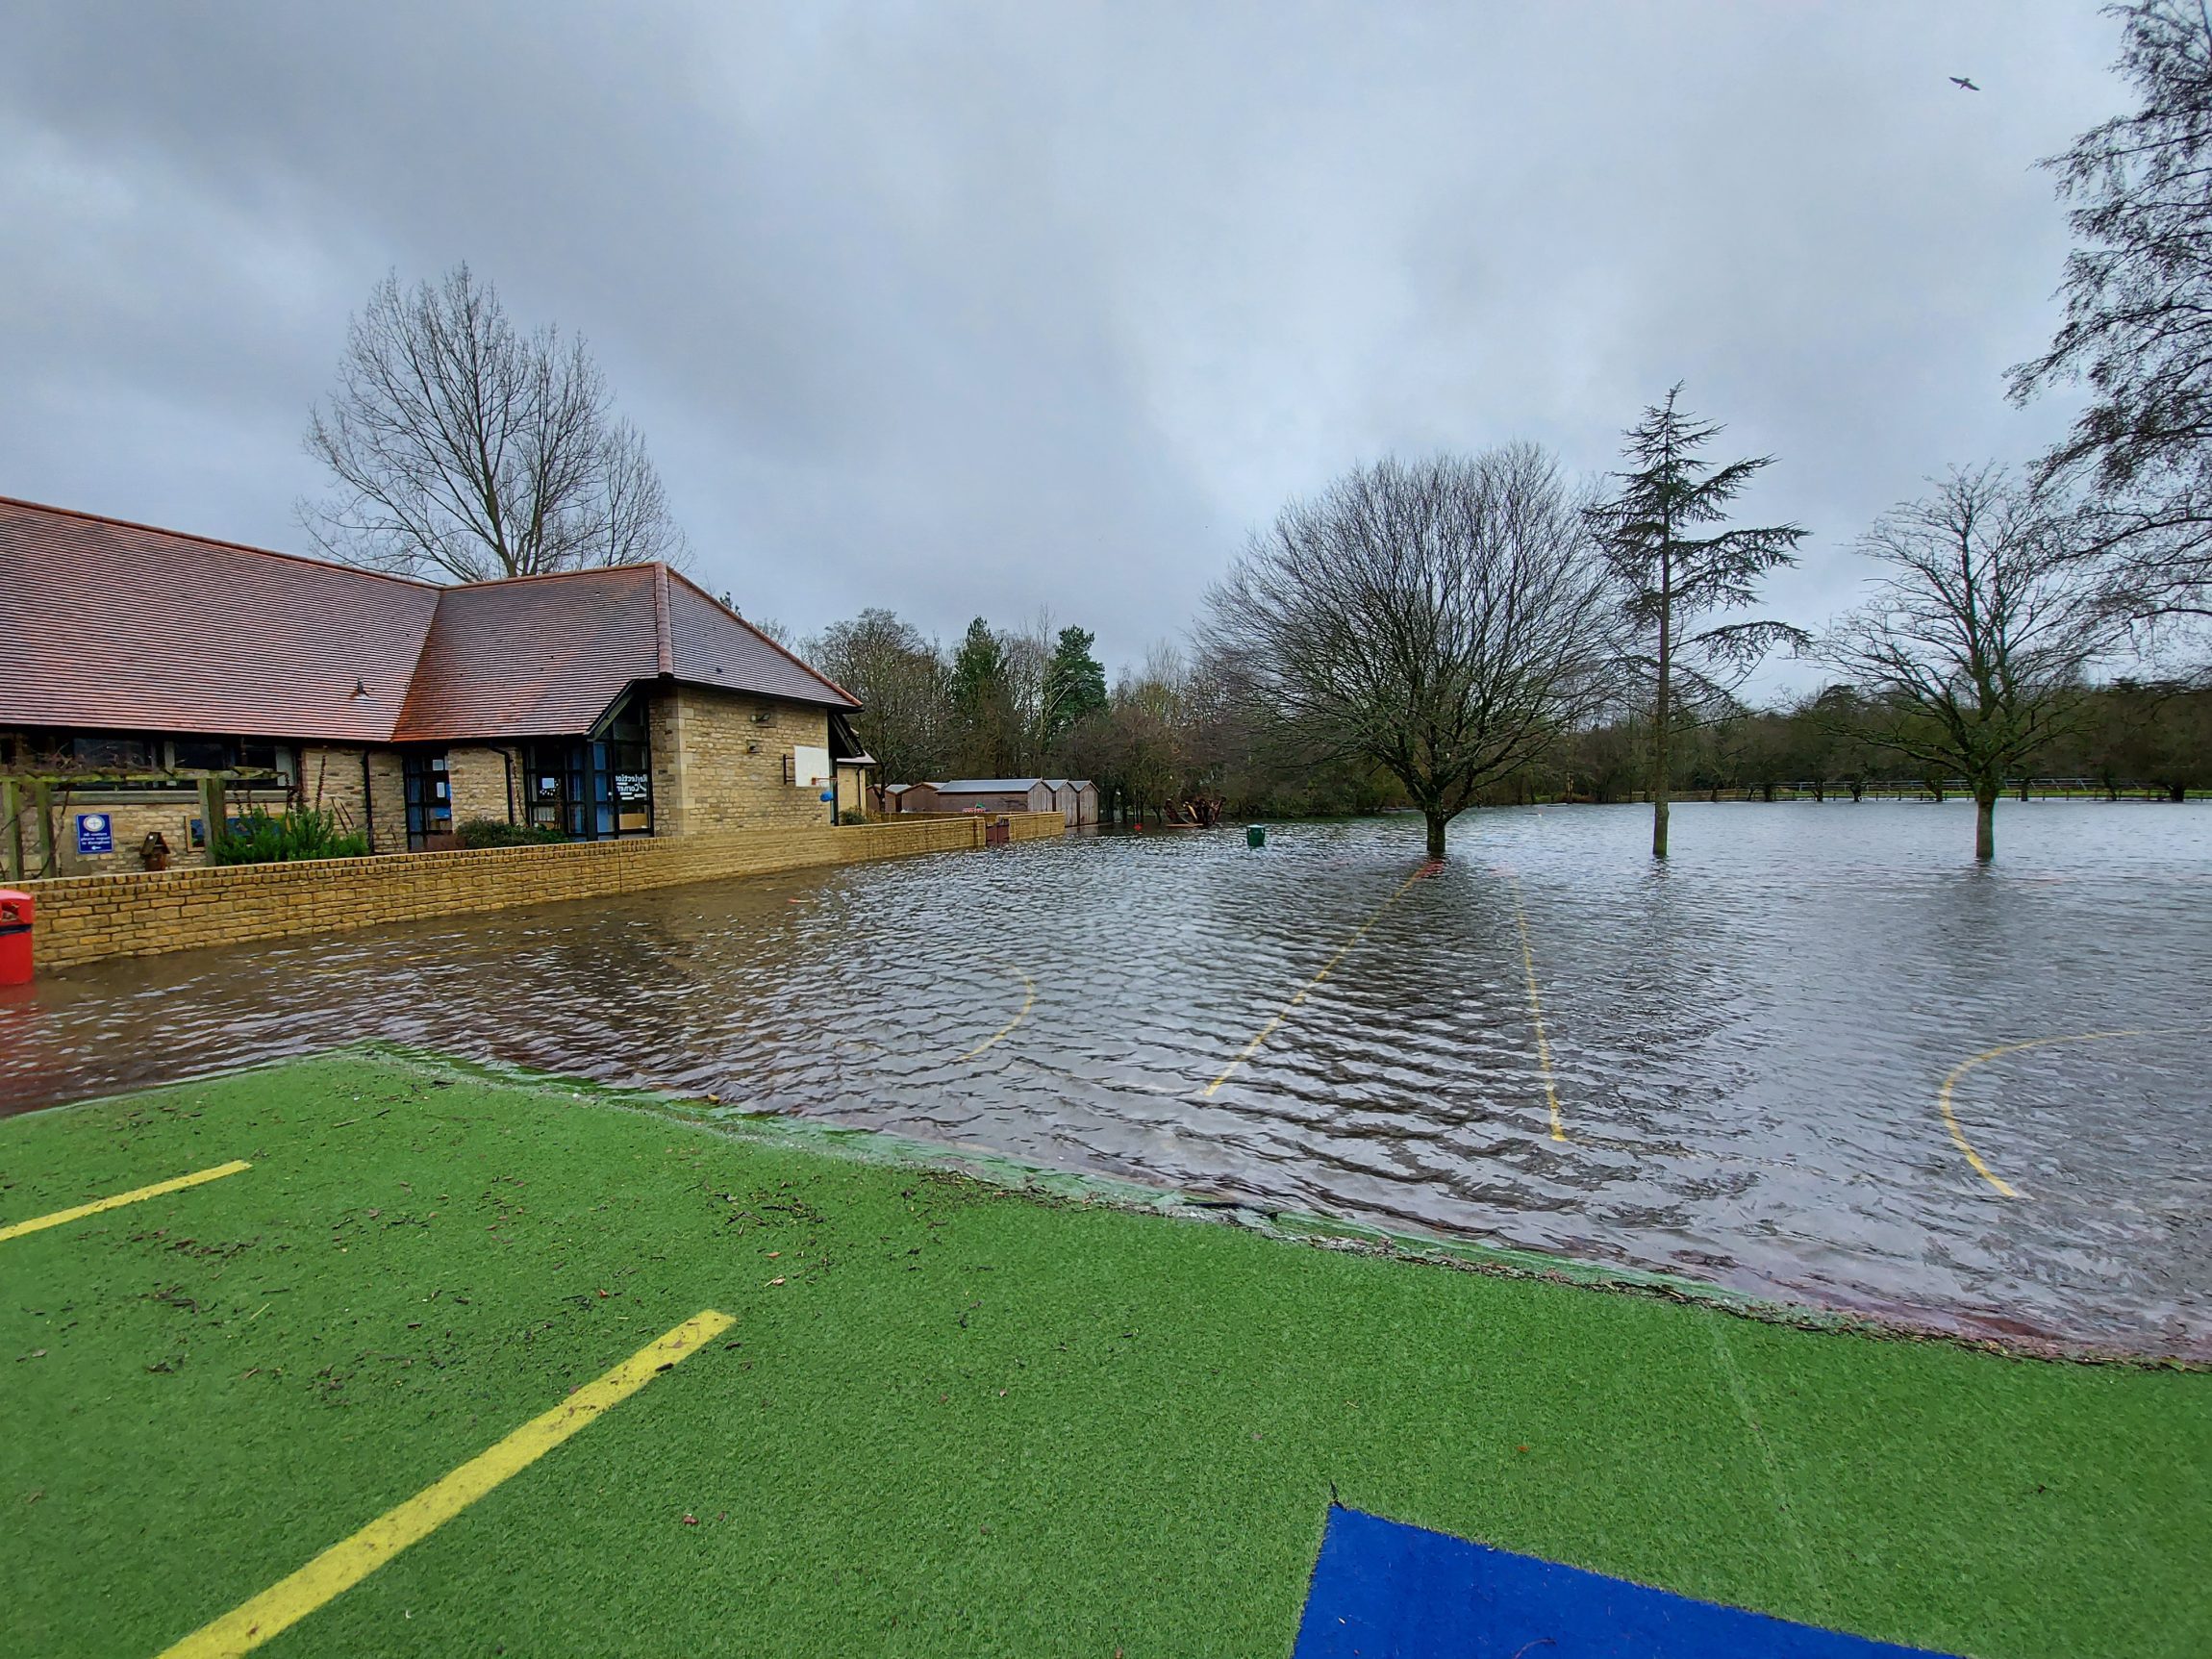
[2,1050,2204,1657]
[7,804,2208,1357]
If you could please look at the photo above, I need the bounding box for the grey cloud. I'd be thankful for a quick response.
[0,2,2124,689]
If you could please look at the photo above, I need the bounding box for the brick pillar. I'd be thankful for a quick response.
[650,688,688,838]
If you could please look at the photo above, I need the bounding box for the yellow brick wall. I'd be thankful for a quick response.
[651,686,831,837]
[298,746,412,853]
[446,746,517,830]
[835,767,867,819]
[300,746,369,833]
[21,814,1066,969]
[8,784,295,877]
[366,751,407,853]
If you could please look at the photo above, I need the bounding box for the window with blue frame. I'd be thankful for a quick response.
[522,694,653,842]
[401,750,453,849]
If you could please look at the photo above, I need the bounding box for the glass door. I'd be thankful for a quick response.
[402,751,453,849]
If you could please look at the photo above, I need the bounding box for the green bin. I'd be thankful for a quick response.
[1246,824,1266,848]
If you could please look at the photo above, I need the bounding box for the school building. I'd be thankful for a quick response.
[0,497,873,876]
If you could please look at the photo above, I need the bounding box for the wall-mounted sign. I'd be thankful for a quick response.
[76,813,113,855]
[615,773,650,803]
[792,744,832,789]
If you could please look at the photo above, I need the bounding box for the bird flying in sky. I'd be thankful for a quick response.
[1950,76,1980,91]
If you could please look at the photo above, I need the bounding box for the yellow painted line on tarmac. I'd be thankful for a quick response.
[959,964,1038,1062]
[157,1309,735,1659]
[1937,1027,2207,1198]
[1203,866,1429,1097]
[1509,876,1568,1143]
[0,1159,252,1244]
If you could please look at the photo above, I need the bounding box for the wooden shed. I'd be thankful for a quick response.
[928,779,1058,815]
[1043,779,1098,826]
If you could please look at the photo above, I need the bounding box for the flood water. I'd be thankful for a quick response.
[4,802,2208,1358]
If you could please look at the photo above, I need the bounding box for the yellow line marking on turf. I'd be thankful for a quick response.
[1509,876,1568,1143]
[0,1160,251,1244]
[157,1309,735,1659]
[958,964,1037,1062]
[1203,867,1429,1097]
[1937,1026,2202,1198]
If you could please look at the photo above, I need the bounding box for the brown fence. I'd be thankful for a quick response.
[19,812,1065,970]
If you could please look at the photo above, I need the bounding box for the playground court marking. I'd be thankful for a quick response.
[1509,876,1568,1143]
[1203,866,1429,1097]
[0,1159,252,1244]
[1937,1027,2201,1198]
[156,1308,735,1659]
[959,963,1039,1062]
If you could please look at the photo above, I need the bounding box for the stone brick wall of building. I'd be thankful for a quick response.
[2,781,294,878]
[651,687,832,838]
[366,751,407,852]
[445,746,517,830]
[296,745,410,854]
[20,813,1065,968]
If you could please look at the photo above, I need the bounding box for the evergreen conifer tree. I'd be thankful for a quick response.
[948,617,1015,775]
[1589,386,1809,858]
[1042,626,1109,748]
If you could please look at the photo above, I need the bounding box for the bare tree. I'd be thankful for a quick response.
[996,612,1057,774]
[301,264,688,582]
[2009,2,2212,622]
[1822,467,2127,859]
[1587,386,1809,858]
[1203,446,1617,859]
[806,609,950,790]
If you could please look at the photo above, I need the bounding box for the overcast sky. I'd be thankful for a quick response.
[1,2,2124,692]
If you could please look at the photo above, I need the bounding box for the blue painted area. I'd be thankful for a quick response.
[1293,1507,1959,1658]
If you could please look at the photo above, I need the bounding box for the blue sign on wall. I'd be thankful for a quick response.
[76,813,114,855]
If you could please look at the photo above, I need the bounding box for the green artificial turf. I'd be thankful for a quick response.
[1,1051,2204,1658]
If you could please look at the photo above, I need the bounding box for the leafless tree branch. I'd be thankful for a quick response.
[298,264,687,582]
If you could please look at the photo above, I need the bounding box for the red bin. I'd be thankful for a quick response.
[0,889,32,987]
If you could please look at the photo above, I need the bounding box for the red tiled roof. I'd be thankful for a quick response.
[0,497,440,742]
[0,497,857,744]
[665,569,860,707]
[393,566,669,740]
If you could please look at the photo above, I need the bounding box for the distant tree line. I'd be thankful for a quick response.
[1550,679,2212,807]
[798,595,2207,831]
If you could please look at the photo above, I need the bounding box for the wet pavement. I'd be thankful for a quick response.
[4,802,2208,1357]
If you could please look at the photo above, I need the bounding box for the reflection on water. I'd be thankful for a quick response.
[4,802,2208,1357]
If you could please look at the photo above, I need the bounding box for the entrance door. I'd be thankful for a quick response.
[402,751,455,850]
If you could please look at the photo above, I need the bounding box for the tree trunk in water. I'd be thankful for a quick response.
[1651,500,1673,860]
[2172,783,2187,803]
[1974,789,1997,861]
[1423,812,1447,860]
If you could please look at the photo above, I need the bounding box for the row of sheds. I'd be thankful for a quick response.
[886,778,1098,826]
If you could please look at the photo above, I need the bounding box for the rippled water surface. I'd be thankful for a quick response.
[4,803,2208,1356]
